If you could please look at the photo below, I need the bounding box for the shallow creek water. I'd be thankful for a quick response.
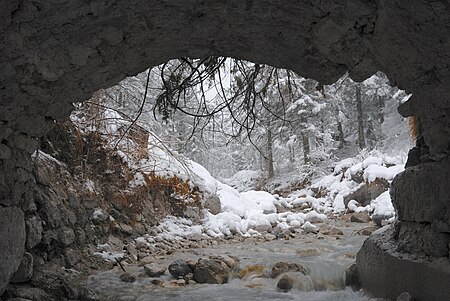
[85,222,381,301]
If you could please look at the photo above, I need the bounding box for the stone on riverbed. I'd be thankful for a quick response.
[193,258,230,284]
[350,212,371,223]
[120,272,136,283]
[276,272,314,292]
[209,255,239,271]
[168,259,192,279]
[143,263,166,277]
[301,221,319,233]
[271,262,306,278]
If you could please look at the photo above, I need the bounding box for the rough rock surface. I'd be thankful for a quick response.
[203,194,221,215]
[271,262,307,279]
[11,252,33,283]
[276,272,314,292]
[356,226,450,301]
[193,258,230,284]
[0,207,26,295]
[0,0,449,157]
[168,259,193,279]
[143,263,166,277]
[350,212,371,223]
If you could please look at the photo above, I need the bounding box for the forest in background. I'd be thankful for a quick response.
[71,58,412,189]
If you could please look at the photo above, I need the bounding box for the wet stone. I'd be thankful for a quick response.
[168,259,192,279]
[143,263,166,277]
[271,262,307,279]
[193,258,230,284]
[120,272,136,283]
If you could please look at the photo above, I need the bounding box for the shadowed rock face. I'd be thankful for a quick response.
[0,0,449,297]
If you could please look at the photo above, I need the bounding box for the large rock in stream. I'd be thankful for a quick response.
[193,258,230,284]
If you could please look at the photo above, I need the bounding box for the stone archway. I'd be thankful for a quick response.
[1,0,449,298]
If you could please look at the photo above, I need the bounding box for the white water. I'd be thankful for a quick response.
[85,222,381,301]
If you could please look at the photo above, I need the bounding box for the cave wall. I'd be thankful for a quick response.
[0,0,449,297]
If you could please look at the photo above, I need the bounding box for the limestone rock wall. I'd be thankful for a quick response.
[0,0,449,298]
[0,122,204,299]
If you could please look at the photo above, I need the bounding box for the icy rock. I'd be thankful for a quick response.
[271,262,306,279]
[372,213,393,227]
[301,221,319,234]
[263,233,277,241]
[350,212,371,223]
[168,259,192,279]
[144,263,166,277]
[193,258,230,284]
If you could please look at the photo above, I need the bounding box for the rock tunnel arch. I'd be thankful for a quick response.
[1,0,450,299]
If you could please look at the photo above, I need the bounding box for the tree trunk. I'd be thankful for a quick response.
[302,132,310,164]
[356,84,366,149]
[337,121,345,149]
[266,129,274,178]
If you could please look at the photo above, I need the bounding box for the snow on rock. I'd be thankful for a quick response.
[363,164,404,183]
[93,251,124,262]
[241,191,277,214]
[334,158,355,174]
[301,221,319,233]
[362,156,383,168]
[333,195,346,214]
[371,191,395,218]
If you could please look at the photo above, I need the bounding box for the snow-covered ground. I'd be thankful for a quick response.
[125,150,405,248]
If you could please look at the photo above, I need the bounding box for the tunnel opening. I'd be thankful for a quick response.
[2,56,419,301]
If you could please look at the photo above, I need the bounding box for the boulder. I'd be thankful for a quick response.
[321,226,344,236]
[193,258,230,284]
[209,255,239,271]
[276,272,314,292]
[0,207,26,295]
[372,213,393,227]
[356,225,450,301]
[301,221,319,233]
[271,262,307,279]
[11,252,33,283]
[344,178,389,207]
[391,158,450,233]
[168,259,192,279]
[144,263,166,277]
[350,212,371,223]
[344,263,359,289]
[203,194,221,215]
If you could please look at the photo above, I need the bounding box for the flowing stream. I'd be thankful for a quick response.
[85,222,381,301]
